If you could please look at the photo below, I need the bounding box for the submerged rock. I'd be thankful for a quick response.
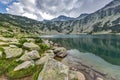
[38,58,69,80]
[14,60,34,71]
[4,47,23,58]
[18,50,40,61]
[23,42,40,50]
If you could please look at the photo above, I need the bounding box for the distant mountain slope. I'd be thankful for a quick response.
[76,13,89,20]
[51,15,75,21]
[0,13,44,37]
[41,0,120,34]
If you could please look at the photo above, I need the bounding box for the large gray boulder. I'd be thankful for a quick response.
[23,42,40,50]
[4,47,23,58]
[18,50,40,61]
[38,58,69,80]
[14,60,34,71]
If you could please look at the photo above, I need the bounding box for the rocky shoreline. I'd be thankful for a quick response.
[0,35,109,80]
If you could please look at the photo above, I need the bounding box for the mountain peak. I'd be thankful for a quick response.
[76,13,89,20]
[51,15,74,21]
[102,0,120,10]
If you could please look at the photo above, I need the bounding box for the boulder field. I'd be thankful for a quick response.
[0,36,103,80]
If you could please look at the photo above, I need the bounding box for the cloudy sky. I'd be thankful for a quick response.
[0,0,113,21]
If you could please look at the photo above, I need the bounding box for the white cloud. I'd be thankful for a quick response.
[6,0,113,21]
[22,13,37,20]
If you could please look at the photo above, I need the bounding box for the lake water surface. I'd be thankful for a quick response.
[40,34,120,80]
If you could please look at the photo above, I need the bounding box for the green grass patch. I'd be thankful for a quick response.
[72,78,78,80]
[39,43,49,52]
[35,38,43,44]
[19,38,27,44]
[33,64,44,80]
[0,58,21,75]
[6,65,37,79]
[0,47,4,52]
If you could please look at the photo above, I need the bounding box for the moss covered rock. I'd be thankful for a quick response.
[18,50,40,61]
[14,60,34,71]
[4,47,23,58]
[23,42,40,50]
[38,58,69,80]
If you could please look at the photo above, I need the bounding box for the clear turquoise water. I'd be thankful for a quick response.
[40,34,120,80]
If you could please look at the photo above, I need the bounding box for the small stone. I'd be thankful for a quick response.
[35,56,48,65]
[23,42,40,50]
[53,47,66,54]
[9,45,18,48]
[76,72,86,80]
[46,50,53,53]
[49,41,53,45]
[56,51,68,58]
[4,47,23,58]
[96,77,103,80]
[43,40,50,48]
[69,71,85,80]
[19,50,40,61]
[45,52,55,58]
